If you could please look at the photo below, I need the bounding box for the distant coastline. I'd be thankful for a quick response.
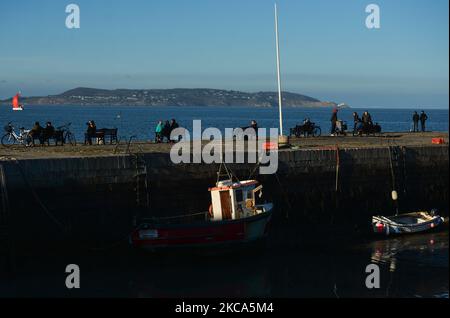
[0,87,345,108]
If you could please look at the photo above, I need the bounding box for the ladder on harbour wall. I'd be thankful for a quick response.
[131,153,150,224]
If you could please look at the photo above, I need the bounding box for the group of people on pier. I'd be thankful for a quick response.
[28,121,56,145]
[330,108,379,136]
[154,119,180,143]
[411,111,428,132]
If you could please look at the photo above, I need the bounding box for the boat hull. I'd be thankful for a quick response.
[130,209,272,251]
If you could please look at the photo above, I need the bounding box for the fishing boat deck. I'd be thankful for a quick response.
[0,131,447,160]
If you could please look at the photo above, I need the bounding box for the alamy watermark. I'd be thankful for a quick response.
[365,264,380,289]
[66,4,80,29]
[365,4,381,29]
[65,264,80,289]
[169,120,279,175]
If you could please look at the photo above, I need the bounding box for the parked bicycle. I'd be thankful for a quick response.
[56,122,77,146]
[290,121,322,137]
[1,122,32,147]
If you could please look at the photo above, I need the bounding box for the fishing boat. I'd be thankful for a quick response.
[372,210,445,236]
[12,93,23,111]
[130,177,274,251]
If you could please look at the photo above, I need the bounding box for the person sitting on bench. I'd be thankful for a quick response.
[85,120,97,145]
[42,122,55,145]
[29,121,43,145]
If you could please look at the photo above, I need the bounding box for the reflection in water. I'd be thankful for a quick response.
[363,231,448,298]
[370,232,447,270]
[1,231,448,298]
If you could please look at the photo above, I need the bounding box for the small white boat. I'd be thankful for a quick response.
[372,210,445,236]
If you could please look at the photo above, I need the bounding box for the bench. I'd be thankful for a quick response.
[31,130,64,146]
[85,128,118,145]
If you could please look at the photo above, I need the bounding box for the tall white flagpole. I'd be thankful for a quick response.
[274,3,284,136]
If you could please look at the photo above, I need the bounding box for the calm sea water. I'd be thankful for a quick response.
[1,106,448,142]
[1,231,448,297]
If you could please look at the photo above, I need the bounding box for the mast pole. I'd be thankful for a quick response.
[274,3,284,136]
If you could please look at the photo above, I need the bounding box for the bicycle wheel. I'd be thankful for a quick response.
[66,132,77,146]
[312,127,321,137]
[1,133,16,147]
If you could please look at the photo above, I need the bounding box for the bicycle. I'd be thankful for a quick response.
[56,122,76,146]
[1,122,33,147]
[290,122,322,138]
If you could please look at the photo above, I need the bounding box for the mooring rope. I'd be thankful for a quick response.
[387,146,396,191]
[335,145,340,193]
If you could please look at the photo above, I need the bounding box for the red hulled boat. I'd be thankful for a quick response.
[130,178,273,251]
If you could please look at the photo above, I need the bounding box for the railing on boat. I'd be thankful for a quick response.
[140,212,209,225]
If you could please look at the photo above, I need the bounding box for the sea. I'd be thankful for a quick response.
[0,105,448,141]
[1,231,448,298]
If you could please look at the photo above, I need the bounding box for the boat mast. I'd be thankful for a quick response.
[274,3,284,136]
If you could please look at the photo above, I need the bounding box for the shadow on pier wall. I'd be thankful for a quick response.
[0,145,448,254]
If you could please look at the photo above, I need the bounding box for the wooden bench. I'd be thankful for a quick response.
[85,128,118,145]
[32,130,64,146]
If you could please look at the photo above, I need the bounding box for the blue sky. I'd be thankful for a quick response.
[0,0,448,108]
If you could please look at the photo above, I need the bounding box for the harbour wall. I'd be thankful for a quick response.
[0,144,448,249]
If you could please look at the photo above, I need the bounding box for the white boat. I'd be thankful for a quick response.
[372,210,445,236]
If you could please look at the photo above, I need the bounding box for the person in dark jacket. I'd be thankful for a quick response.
[412,111,419,132]
[352,112,360,134]
[29,121,43,145]
[362,112,373,126]
[330,108,338,135]
[43,122,55,145]
[169,119,180,142]
[250,120,258,137]
[85,120,97,145]
[419,111,428,132]
[162,120,171,143]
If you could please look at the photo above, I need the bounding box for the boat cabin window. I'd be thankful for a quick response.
[235,189,243,202]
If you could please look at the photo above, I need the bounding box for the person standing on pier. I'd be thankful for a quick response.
[169,119,180,143]
[412,111,420,132]
[362,111,373,126]
[420,111,428,132]
[330,108,338,136]
[251,120,259,138]
[352,112,361,134]
[155,120,163,143]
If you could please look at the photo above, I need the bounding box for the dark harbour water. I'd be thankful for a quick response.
[0,106,448,142]
[0,230,448,298]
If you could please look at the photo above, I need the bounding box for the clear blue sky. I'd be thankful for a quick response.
[0,0,448,108]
